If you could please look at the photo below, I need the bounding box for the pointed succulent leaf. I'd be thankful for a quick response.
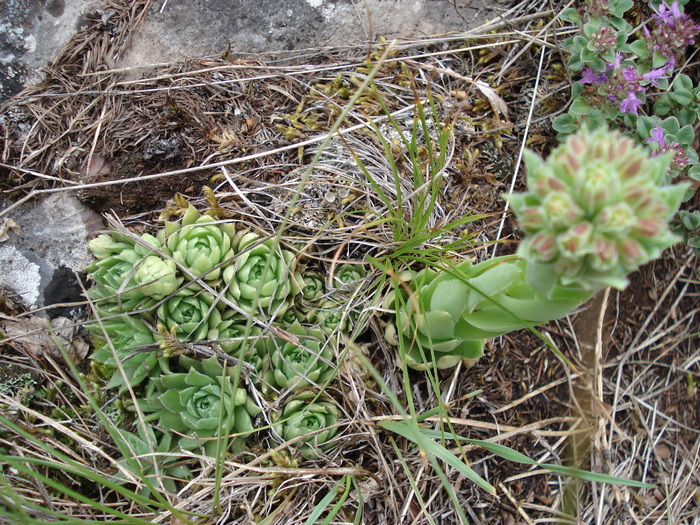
[224,232,301,316]
[272,392,341,459]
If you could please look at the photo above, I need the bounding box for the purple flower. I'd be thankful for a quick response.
[653,1,681,28]
[642,67,669,86]
[605,52,623,71]
[619,92,642,115]
[622,66,639,82]
[580,68,606,84]
[646,125,666,147]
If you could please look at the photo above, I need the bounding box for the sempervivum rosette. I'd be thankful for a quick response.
[85,232,162,312]
[505,126,689,295]
[159,205,236,281]
[156,287,220,342]
[133,255,181,300]
[271,391,341,459]
[263,322,335,392]
[88,313,164,391]
[223,232,302,316]
[141,355,261,455]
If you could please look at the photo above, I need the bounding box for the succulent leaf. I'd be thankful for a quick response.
[87,314,163,391]
[223,232,301,316]
[265,322,335,391]
[141,356,260,455]
[156,287,219,342]
[160,205,236,281]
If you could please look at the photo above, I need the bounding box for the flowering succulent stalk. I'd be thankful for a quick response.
[383,259,592,370]
[159,205,236,281]
[272,391,341,459]
[223,232,301,316]
[386,126,688,370]
[141,355,260,455]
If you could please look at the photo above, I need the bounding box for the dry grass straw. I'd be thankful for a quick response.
[0,0,698,523]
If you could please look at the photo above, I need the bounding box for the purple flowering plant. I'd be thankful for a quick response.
[554,0,700,186]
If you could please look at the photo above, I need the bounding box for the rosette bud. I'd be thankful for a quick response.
[299,271,325,302]
[271,391,341,459]
[159,205,236,281]
[207,312,262,355]
[506,126,689,293]
[133,255,181,299]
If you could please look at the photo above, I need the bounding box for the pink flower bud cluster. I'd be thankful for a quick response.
[506,127,689,290]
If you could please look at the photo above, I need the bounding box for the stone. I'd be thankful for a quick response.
[0,193,102,312]
[117,0,500,68]
[0,0,102,101]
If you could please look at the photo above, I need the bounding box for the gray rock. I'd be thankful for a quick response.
[117,0,496,68]
[0,0,101,101]
[0,193,102,311]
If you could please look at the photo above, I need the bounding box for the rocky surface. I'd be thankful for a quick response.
[0,0,101,101]
[118,0,495,68]
[0,194,102,314]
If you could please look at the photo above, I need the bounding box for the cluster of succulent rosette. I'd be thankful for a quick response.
[86,125,687,485]
[86,205,367,472]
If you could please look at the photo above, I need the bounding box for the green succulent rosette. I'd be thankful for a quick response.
[264,322,335,392]
[85,232,162,312]
[271,391,341,459]
[115,427,191,496]
[156,287,219,342]
[87,313,165,391]
[328,263,366,293]
[315,298,356,335]
[279,306,314,325]
[505,126,689,295]
[159,205,236,281]
[141,355,261,455]
[207,310,262,355]
[133,255,181,300]
[299,271,325,303]
[223,232,301,316]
